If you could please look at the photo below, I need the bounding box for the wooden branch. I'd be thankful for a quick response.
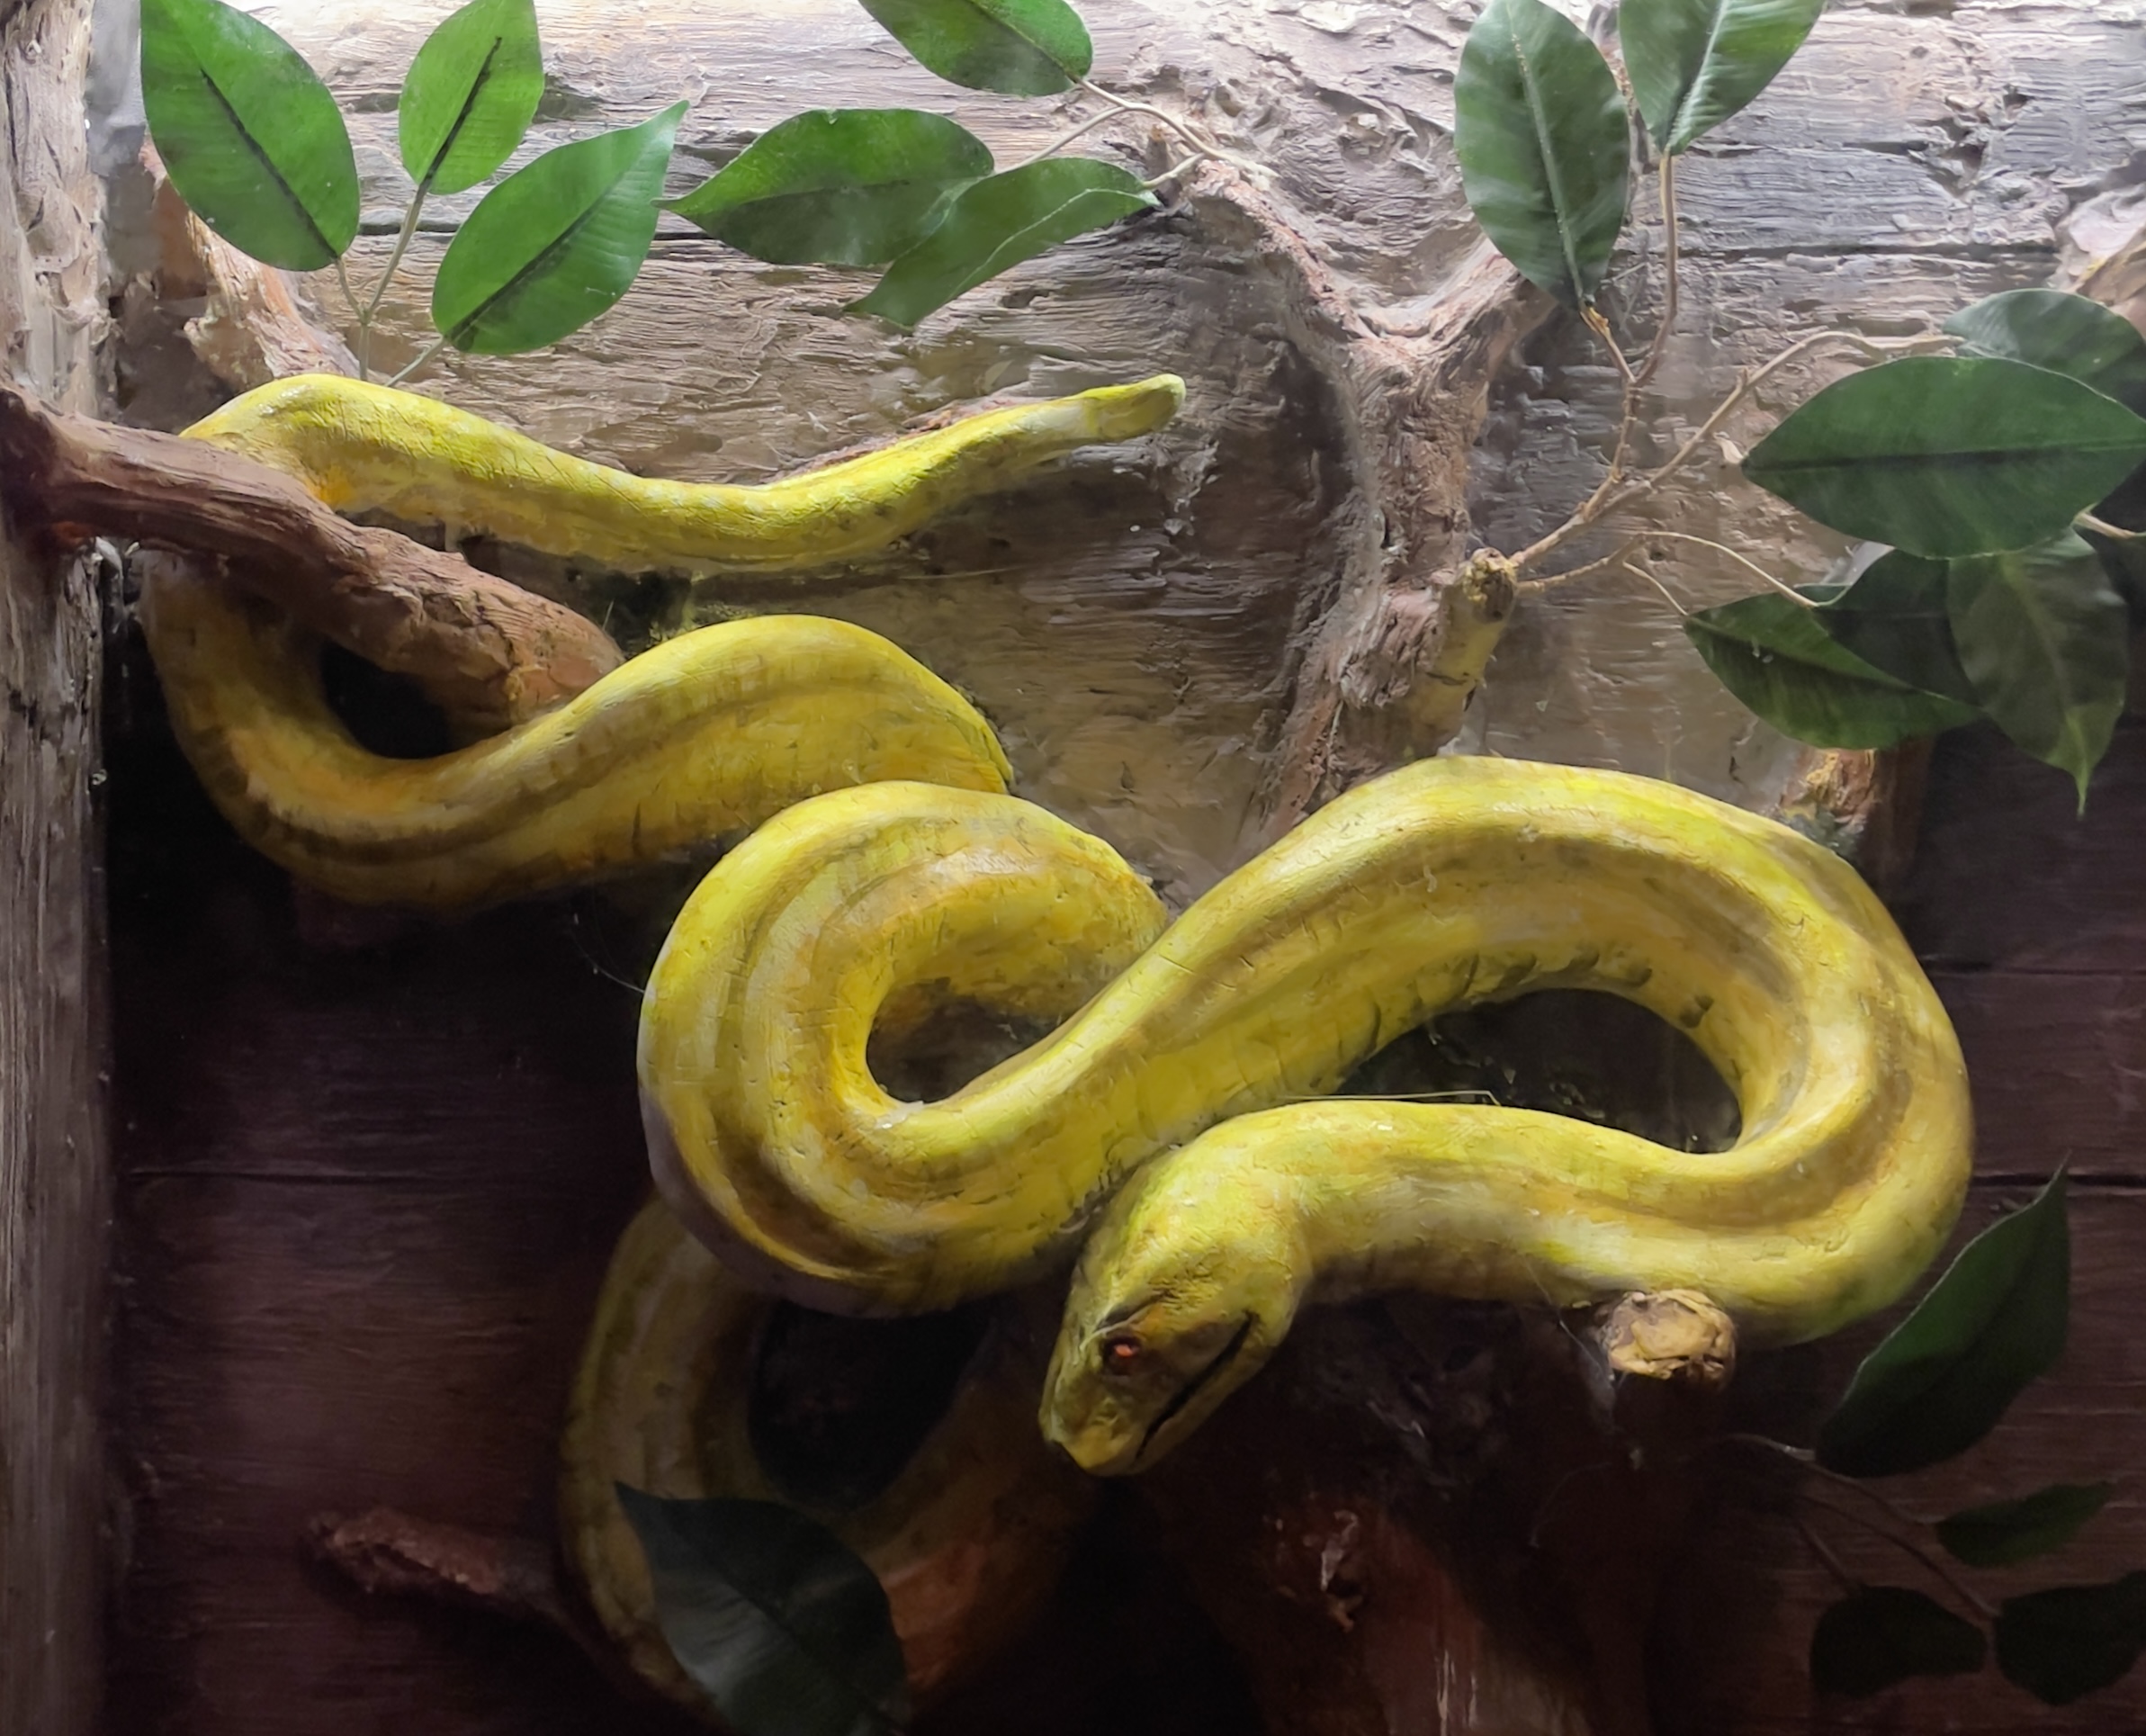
[1594,1290,1737,1390]
[1185,165,1553,845]
[307,1508,577,1635]
[0,384,619,734]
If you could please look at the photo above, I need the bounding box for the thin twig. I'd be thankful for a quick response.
[332,256,366,378]
[1622,560,1689,617]
[2079,510,2141,542]
[1145,153,1209,191]
[357,187,431,381]
[1074,76,1264,179]
[1510,328,1951,575]
[1800,1489,1998,1622]
[1791,1509,1861,1597]
[1012,106,1127,170]
[387,332,451,390]
[1631,156,1679,391]
[1524,535,1646,592]
[1584,305,1637,388]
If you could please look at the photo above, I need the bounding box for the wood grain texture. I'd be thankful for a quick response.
[0,386,624,733]
[98,1,2146,1732]
[0,4,108,1735]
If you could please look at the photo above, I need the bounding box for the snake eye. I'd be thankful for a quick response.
[1100,1333,1146,1375]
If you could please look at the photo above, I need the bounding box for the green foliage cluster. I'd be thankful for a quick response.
[140,0,1161,379]
[1790,1174,2146,1706]
[1453,0,2146,806]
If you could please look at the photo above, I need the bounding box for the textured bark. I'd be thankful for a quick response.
[1168,166,1550,835]
[0,384,622,733]
[0,2,107,1733]
[97,3,2146,1734]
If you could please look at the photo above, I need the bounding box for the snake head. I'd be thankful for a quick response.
[1040,1150,1305,1475]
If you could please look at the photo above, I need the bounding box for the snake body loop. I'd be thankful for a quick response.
[640,756,1972,1464]
[139,562,1010,907]
[148,373,1187,905]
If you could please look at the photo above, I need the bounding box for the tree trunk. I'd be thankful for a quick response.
[0,3,107,1733]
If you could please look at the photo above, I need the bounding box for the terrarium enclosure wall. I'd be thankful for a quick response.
[4,0,2146,1731]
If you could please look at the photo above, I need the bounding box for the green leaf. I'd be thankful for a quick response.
[853,157,1154,329]
[1621,0,1827,155]
[1818,1171,2070,1479]
[1944,289,2146,417]
[1996,1574,2146,1705]
[398,0,544,196]
[1742,355,2146,558]
[617,1488,910,1736]
[1809,1587,1987,1697]
[139,0,358,270]
[1684,590,1980,749]
[1938,1483,2115,1569]
[856,0,1092,95]
[667,110,992,268]
[1815,551,1981,706]
[432,102,684,355]
[1454,0,1630,310]
[1946,532,2128,806]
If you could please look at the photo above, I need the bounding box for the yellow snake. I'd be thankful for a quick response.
[639,756,1973,1471]
[145,371,1971,1482]
[183,371,1187,572]
[146,373,1182,906]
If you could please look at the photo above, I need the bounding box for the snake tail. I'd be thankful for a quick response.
[183,372,1188,574]
[139,561,1011,909]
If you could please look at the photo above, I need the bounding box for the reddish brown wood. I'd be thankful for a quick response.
[0,383,620,733]
[103,691,2146,1732]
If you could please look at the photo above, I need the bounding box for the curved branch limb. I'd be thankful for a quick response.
[0,384,621,733]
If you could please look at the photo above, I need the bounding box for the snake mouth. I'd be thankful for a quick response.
[1135,1310,1259,1467]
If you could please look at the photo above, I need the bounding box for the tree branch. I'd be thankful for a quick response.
[0,383,620,735]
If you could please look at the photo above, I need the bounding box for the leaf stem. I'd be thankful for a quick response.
[1631,155,1678,392]
[1791,1509,1861,1597]
[1800,1489,1999,1622]
[2079,510,2141,542]
[1068,76,1264,180]
[356,185,432,383]
[1510,328,1952,576]
[1013,106,1129,170]
[1622,559,1689,617]
[1523,529,1810,606]
[332,257,367,379]
[387,332,451,389]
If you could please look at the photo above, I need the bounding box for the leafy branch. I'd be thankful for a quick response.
[142,0,1227,385]
[1446,0,2146,809]
[1704,1174,2144,1707]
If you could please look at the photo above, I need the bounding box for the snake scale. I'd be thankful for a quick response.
[148,373,1973,1484]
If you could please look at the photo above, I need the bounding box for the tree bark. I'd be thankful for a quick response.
[0,4,108,1733]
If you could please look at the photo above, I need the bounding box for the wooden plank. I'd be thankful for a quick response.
[1899,721,2146,972]
[1930,969,2146,1180]
[0,3,109,1734]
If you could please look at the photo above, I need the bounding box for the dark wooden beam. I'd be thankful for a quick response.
[1,4,107,1733]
